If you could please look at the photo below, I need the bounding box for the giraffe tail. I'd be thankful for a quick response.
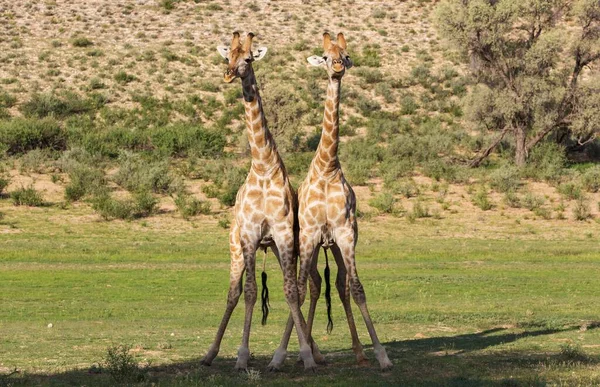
[261,250,270,325]
[324,248,333,333]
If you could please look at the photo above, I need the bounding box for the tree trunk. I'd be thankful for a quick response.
[515,125,527,166]
[469,127,510,168]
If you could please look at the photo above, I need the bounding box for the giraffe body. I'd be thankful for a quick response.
[268,33,393,372]
[201,32,316,372]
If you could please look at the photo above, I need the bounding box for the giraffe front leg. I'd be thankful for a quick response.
[201,222,245,366]
[274,233,316,372]
[337,232,393,371]
[235,236,259,371]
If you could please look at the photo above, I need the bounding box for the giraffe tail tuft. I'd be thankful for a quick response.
[261,270,270,325]
[324,249,333,334]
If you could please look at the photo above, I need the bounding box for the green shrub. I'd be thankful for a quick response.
[150,123,226,157]
[369,191,396,214]
[92,191,158,220]
[489,166,521,193]
[0,91,17,108]
[557,182,584,200]
[472,186,492,210]
[525,142,566,183]
[218,167,247,206]
[581,166,600,193]
[19,149,51,173]
[355,68,384,84]
[20,92,96,118]
[114,71,137,84]
[173,192,211,220]
[407,201,430,222]
[0,174,10,195]
[356,96,381,116]
[504,191,521,208]
[353,46,381,67]
[113,153,174,194]
[400,95,418,115]
[0,117,66,155]
[390,179,419,198]
[522,192,545,211]
[71,37,93,47]
[103,345,145,383]
[572,197,591,221]
[11,185,45,206]
[65,165,107,202]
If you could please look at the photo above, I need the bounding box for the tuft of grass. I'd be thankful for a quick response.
[489,166,521,193]
[572,197,591,221]
[472,186,492,211]
[103,344,146,383]
[0,174,10,195]
[114,71,137,84]
[11,185,45,207]
[71,37,93,47]
[557,182,583,201]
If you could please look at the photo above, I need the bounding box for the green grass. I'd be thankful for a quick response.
[1,203,600,386]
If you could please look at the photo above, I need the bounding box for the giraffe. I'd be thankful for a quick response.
[200,32,317,372]
[268,32,393,371]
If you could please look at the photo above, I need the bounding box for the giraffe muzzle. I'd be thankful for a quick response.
[332,60,345,73]
[224,69,237,83]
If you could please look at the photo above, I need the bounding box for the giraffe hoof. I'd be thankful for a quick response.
[200,358,212,366]
[358,358,370,367]
[266,363,282,372]
[380,362,393,372]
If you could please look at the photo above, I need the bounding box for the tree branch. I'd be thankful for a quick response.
[469,126,511,167]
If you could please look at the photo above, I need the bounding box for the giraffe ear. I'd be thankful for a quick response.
[307,55,326,66]
[217,46,229,59]
[252,46,268,61]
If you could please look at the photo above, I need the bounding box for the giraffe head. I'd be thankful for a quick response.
[307,32,353,79]
[217,32,268,83]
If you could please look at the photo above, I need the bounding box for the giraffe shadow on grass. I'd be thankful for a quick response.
[5,322,600,386]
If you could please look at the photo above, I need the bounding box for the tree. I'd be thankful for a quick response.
[436,0,600,167]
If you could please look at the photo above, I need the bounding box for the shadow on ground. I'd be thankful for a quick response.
[2,323,600,386]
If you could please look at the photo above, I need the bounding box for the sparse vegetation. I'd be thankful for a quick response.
[10,185,45,206]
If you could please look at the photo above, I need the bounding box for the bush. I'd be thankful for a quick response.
[20,92,96,118]
[113,153,175,194]
[472,186,492,210]
[150,123,226,157]
[489,166,521,193]
[503,191,521,208]
[525,142,566,183]
[103,345,145,383]
[557,182,584,200]
[400,95,419,115]
[92,191,158,220]
[0,174,10,195]
[522,192,545,211]
[572,197,591,221]
[173,192,211,219]
[71,37,93,47]
[65,165,107,202]
[369,191,396,214]
[114,71,137,84]
[0,117,66,155]
[581,166,600,193]
[11,185,45,206]
[407,201,430,222]
[390,179,419,198]
[0,91,17,108]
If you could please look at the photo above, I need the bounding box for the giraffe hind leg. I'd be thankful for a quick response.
[330,243,368,365]
[335,238,393,371]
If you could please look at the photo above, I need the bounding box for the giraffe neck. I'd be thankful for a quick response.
[241,70,280,175]
[313,78,341,175]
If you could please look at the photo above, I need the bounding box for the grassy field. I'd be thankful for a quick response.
[1,0,600,385]
[1,201,600,386]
